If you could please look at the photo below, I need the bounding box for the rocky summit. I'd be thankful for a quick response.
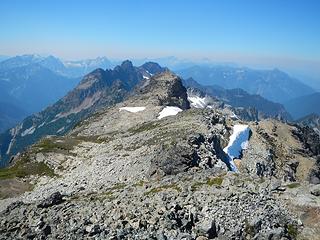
[0,72,320,240]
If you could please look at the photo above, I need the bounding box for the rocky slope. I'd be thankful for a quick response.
[0,72,320,240]
[0,61,166,167]
[0,72,319,239]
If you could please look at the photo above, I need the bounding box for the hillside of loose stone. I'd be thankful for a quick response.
[0,60,167,167]
[0,72,320,240]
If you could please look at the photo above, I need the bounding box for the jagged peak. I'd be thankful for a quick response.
[139,61,168,75]
[120,60,133,69]
[139,71,190,109]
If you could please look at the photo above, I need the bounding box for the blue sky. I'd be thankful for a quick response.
[0,0,319,77]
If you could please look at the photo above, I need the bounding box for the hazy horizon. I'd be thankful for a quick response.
[1,0,319,83]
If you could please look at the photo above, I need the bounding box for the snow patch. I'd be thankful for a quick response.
[7,124,23,155]
[21,126,36,137]
[119,107,146,113]
[38,122,46,128]
[158,106,183,119]
[146,70,153,76]
[143,75,150,80]
[230,112,239,120]
[188,96,207,108]
[223,124,250,171]
[57,127,65,133]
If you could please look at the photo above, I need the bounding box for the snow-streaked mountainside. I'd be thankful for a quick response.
[188,95,209,109]
[183,77,292,121]
[178,65,314,103]
[284,92,320,120]
[0,61,167,167]
[0,54,119,133]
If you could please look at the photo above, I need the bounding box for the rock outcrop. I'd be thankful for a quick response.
[0,72,319,239]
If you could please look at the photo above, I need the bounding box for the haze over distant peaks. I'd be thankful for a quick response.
[178,65,315,103]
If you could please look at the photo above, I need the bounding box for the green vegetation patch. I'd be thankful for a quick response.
[286,182,300,189]
[94,191,115,202]
[144,183,181,195]
[109,183,126,191]
[0,155,55,180]
[191,176,224,191]
[35,138,77,152]
[191,181,206,191]
[133,180,147,187]
[34,135,109,154]
[128,122,160,135]
[244,219,256,237]
[287,224,298,238]
[207,177,224,186]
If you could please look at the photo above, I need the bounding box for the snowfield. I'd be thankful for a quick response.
[230,112,239,120]
[21,126,36,137]
[188,96,207,108]
[223,124,250,171]
[158,106,183,119]
[119,107,146,113]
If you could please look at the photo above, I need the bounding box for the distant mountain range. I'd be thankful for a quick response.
[0,54,114,78]
[0,61,167,166]
[0,63,79,113]
[0,54,317,166]
[63,57,113,77]
[0,54,117,133]
[177,65,315,103]
[284,92,320,119]
[183,78,292,121]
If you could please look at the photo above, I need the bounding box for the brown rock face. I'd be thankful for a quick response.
[139,71,190,109]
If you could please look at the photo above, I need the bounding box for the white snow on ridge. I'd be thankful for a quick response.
[119,107,146,113]
[158,106,183,119]
[230,112,239,120]
[146,70,153,76]
[223,124,250,171]
[57,127,65,133]
[21,126,36,137]
[188,96,207,109]
[38,122,46,128]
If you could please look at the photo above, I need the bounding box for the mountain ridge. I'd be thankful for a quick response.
[0,61,167,167]
[284,92,320,119]
[178,65,315,103]
[183,77,292,121]
[0,71,319,239]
